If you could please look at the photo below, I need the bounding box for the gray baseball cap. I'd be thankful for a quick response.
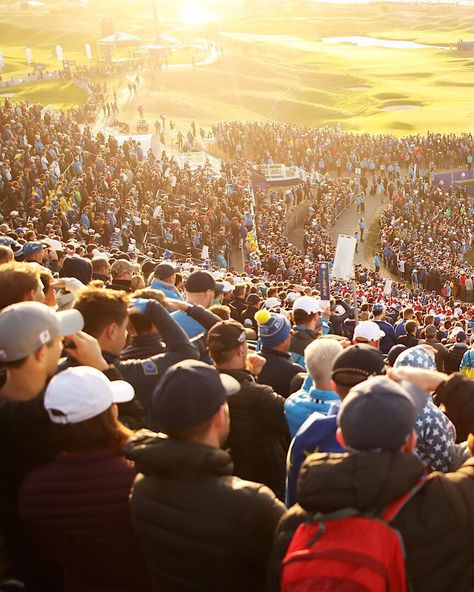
[0,301,84,362]
[337,376,427,453]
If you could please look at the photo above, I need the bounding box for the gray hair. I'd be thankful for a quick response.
[305,339,344,386]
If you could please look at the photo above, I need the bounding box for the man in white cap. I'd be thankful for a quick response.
[289,296,324,367]
[353,320,385,349]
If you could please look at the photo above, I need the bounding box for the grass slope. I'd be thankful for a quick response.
[2,1,474,132]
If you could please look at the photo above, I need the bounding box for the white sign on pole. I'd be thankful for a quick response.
[85,43,92,61]
[55,44,63,62]
[201,245,209,260]
[383,279,393,296]
[25,47,32,66]
[0,51,4,69]
[331,234,356,281]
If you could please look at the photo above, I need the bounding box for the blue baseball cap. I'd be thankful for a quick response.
[372,303,385,314]
[150,360,240,433]
[22,241,44,256]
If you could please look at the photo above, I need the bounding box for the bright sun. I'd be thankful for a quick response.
[179,1,220,26]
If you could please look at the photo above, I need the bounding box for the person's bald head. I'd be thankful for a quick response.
[0,245,14,265]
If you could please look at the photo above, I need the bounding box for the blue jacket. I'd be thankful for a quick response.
[150,278,183,301]
[284,387,339,438]
[286,411,344,507]
[374,319,397,355]
[171,310,206,339]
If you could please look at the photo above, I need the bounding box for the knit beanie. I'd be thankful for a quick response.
[255,309,291,348]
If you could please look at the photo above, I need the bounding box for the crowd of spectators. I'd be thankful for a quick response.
[2,94,474,592]
[380,178,474,300]
[215,121,474,171]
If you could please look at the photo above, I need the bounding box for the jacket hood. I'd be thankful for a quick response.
[297,451,425,514]
[124,429,233,478]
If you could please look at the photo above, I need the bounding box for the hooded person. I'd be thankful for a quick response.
[268,375,474,592]
[59,256,93,286]
[394,345,457,472]
[255,309,304,398]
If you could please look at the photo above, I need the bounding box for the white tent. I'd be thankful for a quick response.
[97,31,142,46]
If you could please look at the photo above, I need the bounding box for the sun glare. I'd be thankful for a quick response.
[179,2,219,26]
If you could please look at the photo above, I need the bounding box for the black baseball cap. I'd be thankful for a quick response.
[246,294,261,306]
[338,376,426,452]
[208,320,247,353]
[150,360,240,433]
[185,270,223,294]
[154,262,178,280]
[332,344,385,387]
[387,344,407,367]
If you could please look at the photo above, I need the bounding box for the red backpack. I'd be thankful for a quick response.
[281,477,427,592]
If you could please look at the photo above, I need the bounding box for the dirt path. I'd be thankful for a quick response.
[329,191,398,279]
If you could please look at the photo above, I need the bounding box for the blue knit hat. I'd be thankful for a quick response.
[255,309,291,348]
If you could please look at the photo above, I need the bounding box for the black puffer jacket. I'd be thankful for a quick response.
[258,348,304,398]
[268,451,474,592]
[124,431,285,592]
[219,368,290,500]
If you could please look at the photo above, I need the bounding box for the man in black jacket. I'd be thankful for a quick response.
[208,320,290,500]
[268,372,474,592]
[125,360,285,592]
[329,297,353,336]
[255,310,304,398]
[64,288,200,423]
[289,296,324,367]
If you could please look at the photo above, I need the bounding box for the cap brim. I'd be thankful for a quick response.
[57,309,84,336]
[110,379,135,403]
[214,282,225,294]
[399,380,428,416]
[219,373,241,397]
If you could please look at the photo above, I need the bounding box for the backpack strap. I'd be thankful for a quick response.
[382,476,429,523]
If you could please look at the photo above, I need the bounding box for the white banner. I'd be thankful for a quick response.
[331,234,356,281]
[0,51,4,69]
[84,43,92,61]
[25,47,32,65]
[201,245,209,260]
[383,279,393,296]
[55,44,63,62]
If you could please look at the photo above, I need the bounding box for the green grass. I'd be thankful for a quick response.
[4,80,87,108]
[2,1,474,134]
[166,47,199,65]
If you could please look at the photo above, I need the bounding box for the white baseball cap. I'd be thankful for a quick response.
[292,296,323,314]
[353,321,385,342]
[222,281,234,294]
[264,297,281,309]
[44,366,135,424]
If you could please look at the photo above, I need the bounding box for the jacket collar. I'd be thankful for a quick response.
[124,430,233,477]
[297,451,425,513]
[218,368,255,383]
[261,347,290,359]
